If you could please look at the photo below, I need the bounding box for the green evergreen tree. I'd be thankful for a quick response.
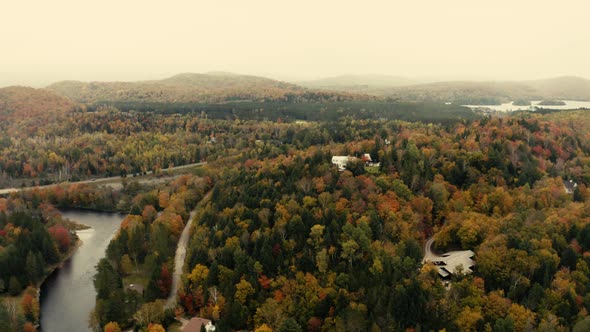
[278,318,303,332]
[8,276,22,295]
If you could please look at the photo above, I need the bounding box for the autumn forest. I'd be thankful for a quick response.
[2,77,590,332]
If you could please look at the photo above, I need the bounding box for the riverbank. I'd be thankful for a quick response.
[0,236,83,327]
[41,237,83,286]
[61,216,92,230]
[40,210,125,331]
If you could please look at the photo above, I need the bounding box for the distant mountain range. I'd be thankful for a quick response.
[299,75,590,104]
[299,74,424,92]
[46,72,367,104]
[1,73,588,109]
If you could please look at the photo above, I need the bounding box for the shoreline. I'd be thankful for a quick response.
[41,237,84,286]
[0,237,84,327]
[35,237,84,328]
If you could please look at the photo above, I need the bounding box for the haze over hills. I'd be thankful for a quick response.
[298,75,590,105]
[3,72,587,108]
[523,76,590,101]
[299,74,425,90]
[47,72,368,104]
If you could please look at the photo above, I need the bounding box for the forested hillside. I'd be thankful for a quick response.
[300,76,590,105]
[0,100,476,189]
[0,86,77,137]
[0,86,74,117]
[47,73,367,104]
[47,73,590,108]
[4,84,590,331]
[166,111,590,331]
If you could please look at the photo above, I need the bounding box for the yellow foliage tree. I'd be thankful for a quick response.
[507,303,536,332]
[455,306,483,332]
[104,321,122,332]
[189,264,209,285]
[255,324,274,332]
[235,279,255,305]
[147,323,166,332]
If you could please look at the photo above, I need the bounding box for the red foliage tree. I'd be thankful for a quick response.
[157,264,172,297]
[48,224,72,252]
[308,317,322,332]
[23,322,36,332]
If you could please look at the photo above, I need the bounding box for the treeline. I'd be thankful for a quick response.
[0,197,78,329]
[93,100,479,123]
[12,178,171,213]
[0,108,219,187]
[0,101,477,189]
[0,199,76,295]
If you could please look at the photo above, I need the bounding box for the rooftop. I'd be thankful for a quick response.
[331,156,356,171]
[431,250,475,278]
[183,317,215,332]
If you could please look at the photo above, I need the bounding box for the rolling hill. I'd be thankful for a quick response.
[0,86,75,119]
[298,75,590,105]
[47,72,368,104]
[383,80,537,105]
[299,74,424,93]
[46,72,590,106]
[523,76,590,101]
[0,86,77,137]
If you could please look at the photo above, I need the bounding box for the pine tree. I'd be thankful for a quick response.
[8,276,22,295]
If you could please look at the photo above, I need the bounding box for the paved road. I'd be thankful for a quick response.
[0,162,207,195]
[165,192,211,309]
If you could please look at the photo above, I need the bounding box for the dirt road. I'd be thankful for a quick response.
[165,192,211,309]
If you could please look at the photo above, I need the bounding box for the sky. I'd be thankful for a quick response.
[1,0,589,87]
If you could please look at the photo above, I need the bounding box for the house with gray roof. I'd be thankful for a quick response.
[430,250,475,278]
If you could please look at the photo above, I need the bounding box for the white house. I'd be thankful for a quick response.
[331,156,355,171]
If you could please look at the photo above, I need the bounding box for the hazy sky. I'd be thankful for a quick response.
[1,0,589,87]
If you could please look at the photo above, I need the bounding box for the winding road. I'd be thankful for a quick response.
[422,237,439,263]
[165,192,211,309]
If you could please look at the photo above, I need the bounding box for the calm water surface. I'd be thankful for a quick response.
[463,100,590,112]
[40,210,123,332]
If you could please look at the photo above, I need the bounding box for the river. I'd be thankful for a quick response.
[39,210,124,332]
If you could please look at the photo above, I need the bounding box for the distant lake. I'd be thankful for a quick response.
[463,100,590,112]
[40,210,124,332]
